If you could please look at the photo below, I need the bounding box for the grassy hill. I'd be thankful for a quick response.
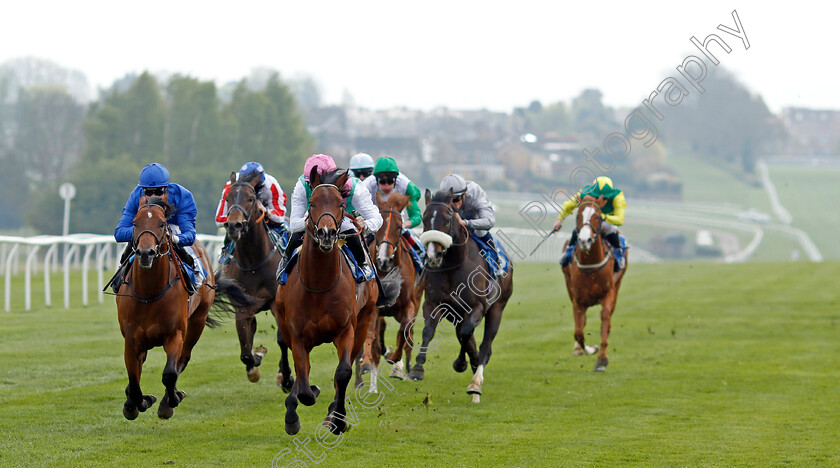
[1,262,839,466]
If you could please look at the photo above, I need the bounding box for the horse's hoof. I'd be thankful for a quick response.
[471,394,481,404]
[453,357,468,373]
[389,366,407,380]
[253,346,267,361]
[285,418,301,435]
[360,363,375,374]
[157,399,174,419]
[140,394,157,411]
[594,357,609,372]
[123,404,139,420]
[247,367,261,383]
[466,384,482,396]
[310,385,321,399]
[276,374,294,393]
[408,369,424,381]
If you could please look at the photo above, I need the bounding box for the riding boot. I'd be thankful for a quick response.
[401,229,425,270]
[560,228,579,267]
[111,246,134,293]
[604,232,625,270]
[345,233,372,282]
[173,243,203,294]
[277,231,304,281]
[478,232,505,276]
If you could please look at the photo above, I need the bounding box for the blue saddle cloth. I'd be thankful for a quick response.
[470,233,511,279]
[278,245,374,285]
[268,223,291,251]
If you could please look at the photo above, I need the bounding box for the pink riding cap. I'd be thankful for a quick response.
[304,154,352,192]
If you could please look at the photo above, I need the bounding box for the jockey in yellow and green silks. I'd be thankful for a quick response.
[553,176,627,269]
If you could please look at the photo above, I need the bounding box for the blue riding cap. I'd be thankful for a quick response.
[138,163,170,188]
[239,162,266,184]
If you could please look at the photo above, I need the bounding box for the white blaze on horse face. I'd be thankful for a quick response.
[147,212,152,219]
[579,206,596,242]
[378,242,390,263]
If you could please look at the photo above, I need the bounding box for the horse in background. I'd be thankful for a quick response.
[360,192,424,387]
[217,171,292,389]
[561,195,628,371]
[408,189,514,403]
[117,197,254,420]
[273,168,378,435]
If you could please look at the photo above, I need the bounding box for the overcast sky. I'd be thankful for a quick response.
[0,1,833,113]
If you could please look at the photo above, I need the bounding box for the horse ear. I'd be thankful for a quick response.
[448,188,454,201]
[229,172,236,184]
[310,165,320,186]
[425,188,431,205]
[335,169,349,189]
[375,191,383,207]
[396,192,409,211]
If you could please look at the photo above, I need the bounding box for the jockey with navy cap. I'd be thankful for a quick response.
[112,163,205,294]
[349,153,374,181]
[439,173,507,274]
[215,162,289,263]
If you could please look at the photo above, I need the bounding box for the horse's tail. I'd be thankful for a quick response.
[208,276,260,329]
[378,267,403,308]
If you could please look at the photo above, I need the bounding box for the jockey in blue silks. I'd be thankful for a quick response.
[112,163,205,294]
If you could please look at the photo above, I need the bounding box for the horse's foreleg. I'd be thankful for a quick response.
[360,315,378,374]
[123,342,155,420]
[454,312,481,373]
[325,331,355,434]
[408,301,442,381]
[275,327,294,393]
[595,293,617,372]
[236,314,261,382]
[158,331,185,419]
[179,303,209,374]
[572,302,592,356]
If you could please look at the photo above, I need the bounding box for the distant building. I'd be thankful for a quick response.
[781,107,840,156]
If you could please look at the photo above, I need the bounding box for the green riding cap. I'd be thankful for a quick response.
[373,156,399,175]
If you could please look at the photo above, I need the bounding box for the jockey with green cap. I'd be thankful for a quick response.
[553,176,627,270]
[361,156,425,268]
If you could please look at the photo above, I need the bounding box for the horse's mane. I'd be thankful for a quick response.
[318,168,348,187]
[431,189,454,204]
[238,170,260,185]
[146,196,172,217]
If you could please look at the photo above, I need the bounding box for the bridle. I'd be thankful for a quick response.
[226,182,262,234]
[425,202,469,251]
[305,183,351,246]
[225,182,278,273]
[132,204,172,260]
[375,209,403,264]
[574,200,612,272]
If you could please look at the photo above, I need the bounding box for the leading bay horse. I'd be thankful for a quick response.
[561,195,628,371]
[217,171,292,389]
[117,196,254,419]
[408,189,513,403]
[361,192,425,387]
[274,168,378,435]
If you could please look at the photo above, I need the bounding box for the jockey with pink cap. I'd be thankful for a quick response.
[278,154,382,281]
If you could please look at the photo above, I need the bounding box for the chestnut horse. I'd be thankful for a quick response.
[408,189,513,403]
[561,196,628,371]
[117,197,253,420]
[274,168,378,435]
[361,192,424,387]
[217,171,292,389]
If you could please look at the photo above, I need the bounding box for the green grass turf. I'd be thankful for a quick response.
[768,165,840,260]
[1,262,839,467]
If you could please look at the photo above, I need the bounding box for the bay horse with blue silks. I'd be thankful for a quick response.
[361,192,425,387]
[273,167,378,435]
[117,196,255,420]
[217,171,292,389]
[407,189,513,403]
[561,195,628,371]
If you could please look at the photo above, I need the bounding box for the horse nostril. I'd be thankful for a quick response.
[234,222,243,230]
